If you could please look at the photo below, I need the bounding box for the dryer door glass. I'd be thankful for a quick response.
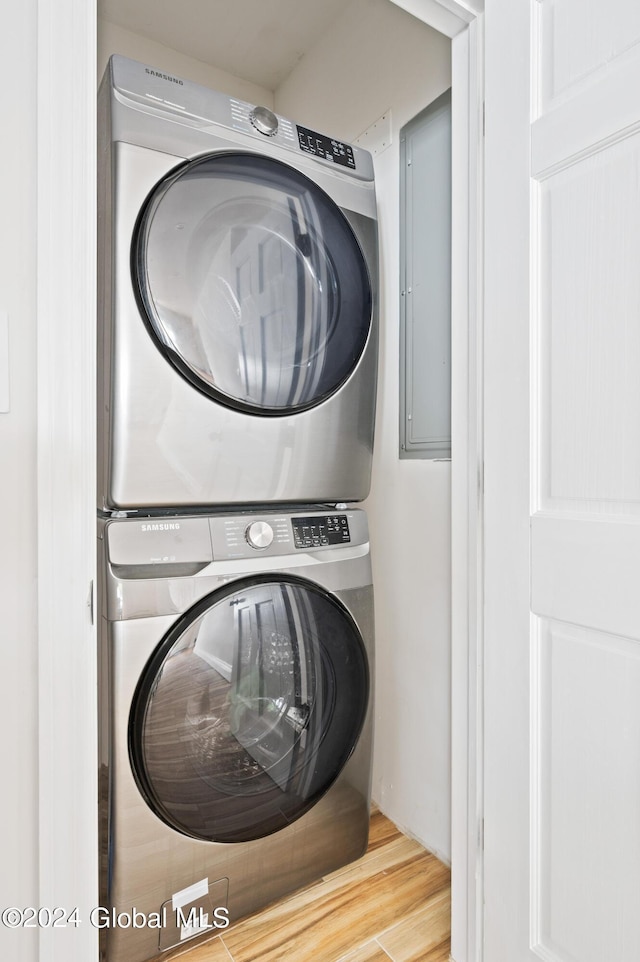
[129,576,369,842]
[133,153,372,414]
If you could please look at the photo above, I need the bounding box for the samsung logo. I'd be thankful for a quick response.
[141,523,181,532]
[145,68,184,86]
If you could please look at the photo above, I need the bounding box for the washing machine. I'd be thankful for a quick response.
[97,55,379,512]
[98,506,374,962]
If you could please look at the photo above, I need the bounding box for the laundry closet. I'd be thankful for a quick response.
[97,0,452,866]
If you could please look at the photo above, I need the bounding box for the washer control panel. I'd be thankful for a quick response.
[292,514,351,548]
[245,520,275,550]
[217,515,290,556]
[103,510,367,571]
[208,512,358,560]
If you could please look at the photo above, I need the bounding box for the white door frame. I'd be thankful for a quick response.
[36,2,483,961]
[37,1,98,960]
[449,21,484,962]
[394,8,485,962]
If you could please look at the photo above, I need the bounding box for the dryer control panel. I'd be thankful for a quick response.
[107,55,375,182]
[296,126,356,171]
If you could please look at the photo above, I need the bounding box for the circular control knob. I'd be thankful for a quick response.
[250,105,279,137]
[245,520,274,550]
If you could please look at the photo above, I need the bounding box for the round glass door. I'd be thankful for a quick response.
[133,152,372,415]
[129,576,369,842]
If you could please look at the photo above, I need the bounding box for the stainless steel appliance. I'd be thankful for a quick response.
[98,56,378,511]
[98,506,374,962]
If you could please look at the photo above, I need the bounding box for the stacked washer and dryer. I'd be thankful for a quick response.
[97,56,379,962]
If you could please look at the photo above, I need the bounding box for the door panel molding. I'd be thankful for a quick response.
[532,53,640,177]
[531,516,640,639]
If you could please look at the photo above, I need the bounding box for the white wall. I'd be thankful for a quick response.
[98,20,273,106]
[0,2,39,961]
[276,0,452,860]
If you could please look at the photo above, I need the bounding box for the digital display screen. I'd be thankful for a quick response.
[292,515,351,549]
[296,125,356,170]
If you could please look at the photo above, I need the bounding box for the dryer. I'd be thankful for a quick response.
[98,56,378,512]
[98,506,374,962]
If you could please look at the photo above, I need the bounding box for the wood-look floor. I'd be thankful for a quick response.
[163,809,451,962]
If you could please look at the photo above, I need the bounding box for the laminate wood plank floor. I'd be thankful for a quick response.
[164,810,451,962]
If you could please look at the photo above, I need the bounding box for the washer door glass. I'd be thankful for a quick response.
[129,576,369,842]
[133,152,372,414]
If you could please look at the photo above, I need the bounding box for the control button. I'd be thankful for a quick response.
[245,520,274,550]
[250,105,279,137]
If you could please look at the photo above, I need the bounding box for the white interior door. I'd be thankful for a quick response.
[484,1,640,960]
